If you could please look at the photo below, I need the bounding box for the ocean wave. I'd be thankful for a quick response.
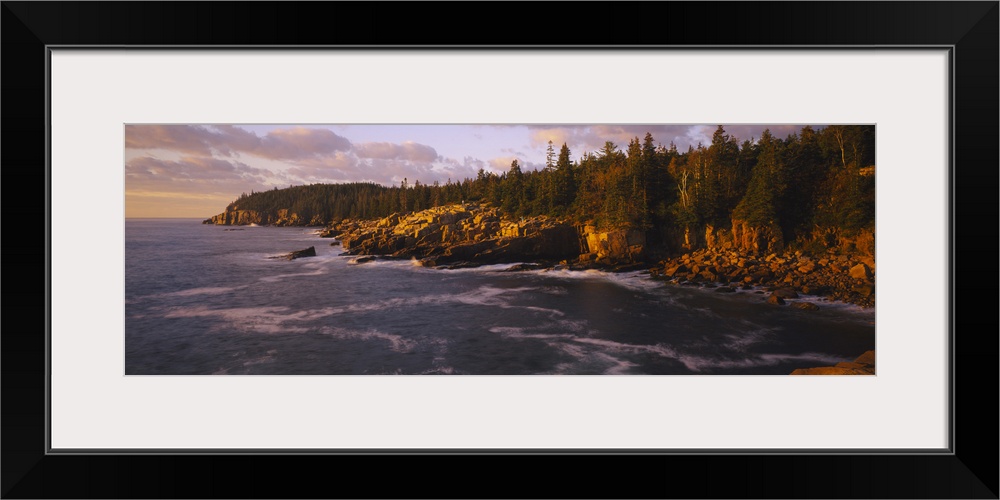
[212,349,279,374]
[128,285,246,303]
[718,323,780,352]
[488,326,575,340]
[420,366,458,375]
[674,350,848,373]
[438,263,525,274]
[161,286,242,297]
[164,306,317,334]
[593,352,639,374]
[562,336,843,373]
[538,341,638,375]
[257,267,327,283]
[319,326,417,353]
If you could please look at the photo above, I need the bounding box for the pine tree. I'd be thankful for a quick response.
[554,143,575,211]
[733,129,783,227]
[501,159,525,215]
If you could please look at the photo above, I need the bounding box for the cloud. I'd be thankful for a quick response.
[527,125,670,155]
[353,141,439,162]
[125,125,228,156]
[287,152,463,187]
[125,125,352,160]
[285,152,364,182]
[488,156,522,173]
[526,124,819,154]
[125,155,282,195]
[126,125,459,185]
[255,127,353,160]
[437,156,489,179]
[527,128,572,149]
[500,147,526,157]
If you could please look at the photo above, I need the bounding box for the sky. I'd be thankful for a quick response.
[124,124,811,218]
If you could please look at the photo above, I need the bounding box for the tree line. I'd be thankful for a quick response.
[224,125,875,249]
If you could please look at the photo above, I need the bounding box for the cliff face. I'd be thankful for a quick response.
[325,203,644,268]
[578,226,645,265]
[703,220,785,256]
[202,208,324,226]
[204,209,261,225]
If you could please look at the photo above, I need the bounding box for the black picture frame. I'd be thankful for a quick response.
[3,2,997,498]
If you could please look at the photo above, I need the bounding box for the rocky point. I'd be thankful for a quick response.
[319,203,645,270]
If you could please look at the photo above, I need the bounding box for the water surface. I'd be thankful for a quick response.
[125,219,875,375]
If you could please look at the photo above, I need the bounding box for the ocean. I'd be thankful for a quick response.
[125,219,875,375]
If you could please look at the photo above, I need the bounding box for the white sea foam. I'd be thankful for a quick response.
[488,326,575,341]
[361,259,518,274]
[164,306,315,334]
[671,351,849,373]
[160,286,242,297]
[567,337,703,372]
[594,352,639,374]
[213,350,279,374]
[487,320,656,374]
[257,267,327,283]
[523,306,566,316]
[801,297,877,318]
[130,285,246,303]
[420,366,457,375]
[556,331,850,373]
[319,326,417,353]
[604,271,663,292]
[242,354,276,366]
[555,318,589,333]
[428,285,565,317]
[441,263,527,274]
[720,324,779,351]
[537,341,638,375]
[681,283,876,319]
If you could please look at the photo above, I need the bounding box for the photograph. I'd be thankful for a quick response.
[126,123,876,375]
[4,0,995,496]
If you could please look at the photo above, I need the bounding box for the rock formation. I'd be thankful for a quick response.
[326,203,645,269]
[203,207,320,227]
[648,246,876,307]
[790,351,875,375]
[268,246,317,260]
[208,199,874,307]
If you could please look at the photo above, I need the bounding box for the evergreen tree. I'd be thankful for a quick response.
[733,129,783,227]
[553,143,575,212]
[399,178,409,212]
[501,159,525,215]
[212,125,875,255]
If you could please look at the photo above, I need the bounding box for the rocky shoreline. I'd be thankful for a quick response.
[311,203,875,309]
[320,204,600,267]
[647,246,875,308]
[215,202,875,309]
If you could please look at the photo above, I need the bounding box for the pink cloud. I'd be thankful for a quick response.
[353,141,439,162]
[125,155,282,194]
[125,125,351,160]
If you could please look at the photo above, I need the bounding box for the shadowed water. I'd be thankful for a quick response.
[125,219,875,375]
